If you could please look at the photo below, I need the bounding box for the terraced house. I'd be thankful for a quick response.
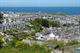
[0,12,25,31]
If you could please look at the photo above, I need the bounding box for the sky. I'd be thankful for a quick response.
[0,0,80,7]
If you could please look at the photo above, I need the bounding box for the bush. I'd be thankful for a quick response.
[49,21,61,27]
[48,39,65,48]
[32,18,49,28]
[63,23,71,27]
[0,43,49,53]
[67,40,79,46]
[0,35,4,48]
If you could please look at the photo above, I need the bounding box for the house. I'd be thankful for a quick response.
[35,33,47,40]
[47,32,59,40]
[35,32,59,41]
[0,12,25,31]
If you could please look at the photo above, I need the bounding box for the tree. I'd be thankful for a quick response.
[31,18,50,32]
[79,21,80,24]
[41,19,49,27]
[63,23,71,27]
[32,24,43,32]
[0,13,4,24]
[31,18,42,25]
[50,21,61,27]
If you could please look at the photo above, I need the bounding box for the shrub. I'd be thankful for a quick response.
[67,40,79,46]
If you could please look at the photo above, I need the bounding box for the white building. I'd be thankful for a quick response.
[35,32,59,41]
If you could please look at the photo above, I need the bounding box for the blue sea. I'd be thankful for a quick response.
[0,7,80,15]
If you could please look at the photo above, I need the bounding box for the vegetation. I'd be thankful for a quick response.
[63,23,71,27]
[79,21,80,24]
[51,12,66,16]
[25,18,72,33]
[4,29,35,41]
[31,18,62,29]
[0,41,49,53]
[0,35,4,48]
[49,20,61,27]
[0,17,79,53]
[48,39,66,48]
[32,24,43,32]
[31,18,49,28]
[29,18,50,32]
[67,40,80,46]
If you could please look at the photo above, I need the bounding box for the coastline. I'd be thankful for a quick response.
[0,7,80,15]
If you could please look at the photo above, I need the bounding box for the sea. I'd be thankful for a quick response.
[0,7,80,15]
